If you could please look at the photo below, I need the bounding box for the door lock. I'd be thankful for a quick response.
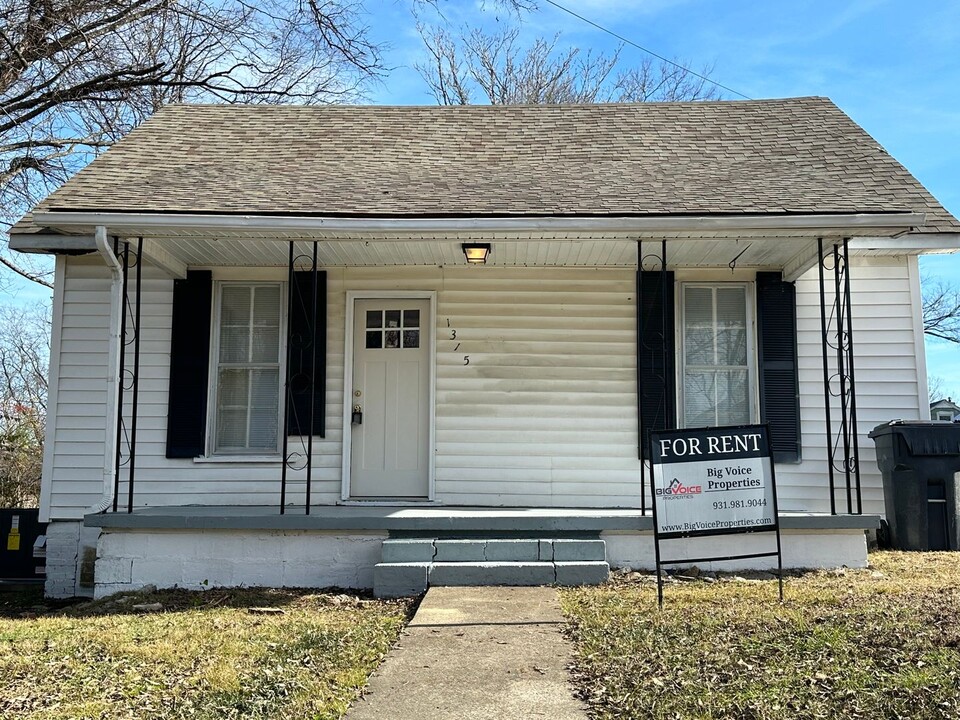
[352,405,363,425]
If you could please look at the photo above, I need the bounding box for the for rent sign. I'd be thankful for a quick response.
[650,425,778,539]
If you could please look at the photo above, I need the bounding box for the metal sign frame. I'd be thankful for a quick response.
[649,423,784,607]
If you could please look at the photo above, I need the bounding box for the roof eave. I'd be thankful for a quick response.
[28,209,929,239]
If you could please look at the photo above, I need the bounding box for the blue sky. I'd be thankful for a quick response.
[364,0,960,396]
[4,0,958,393]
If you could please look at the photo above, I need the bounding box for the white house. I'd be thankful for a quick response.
[12,98,959,598]
[931,399,960,422]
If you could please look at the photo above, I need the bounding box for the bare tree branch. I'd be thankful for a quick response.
[1,0,389,286]
[415,22,722,106]
[0,303,48,507]
[922,276,960,344]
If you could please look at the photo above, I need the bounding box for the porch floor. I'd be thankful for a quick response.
[86,506,880,533]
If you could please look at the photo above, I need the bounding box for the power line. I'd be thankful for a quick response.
[541,0,751,100]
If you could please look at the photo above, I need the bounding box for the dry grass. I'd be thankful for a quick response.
[0,587,413,720]
[561,552,960,720]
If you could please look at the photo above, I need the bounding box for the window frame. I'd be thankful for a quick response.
[677,280,758,429]
[205,280,287,457]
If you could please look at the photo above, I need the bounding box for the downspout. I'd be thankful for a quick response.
[90,226,123,513]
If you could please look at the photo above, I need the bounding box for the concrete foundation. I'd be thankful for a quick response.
[602,529,870,572]
[44,521,100,598]
[93,529,386,599]
[62,508,876,599]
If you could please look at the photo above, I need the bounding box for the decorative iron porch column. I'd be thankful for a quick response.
[637,239,670,515]
[817,237,863,515]
[281,241,321,515]
[113,237,144,513]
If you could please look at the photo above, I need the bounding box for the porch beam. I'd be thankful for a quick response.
[32,210,927,236]
[140,238,187,279]
[782,238,825,281]
[9,233,186,278]
[848,233,960,250]
[8,233,96,253]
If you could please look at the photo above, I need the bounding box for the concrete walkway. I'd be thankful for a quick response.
[345,586,589,720]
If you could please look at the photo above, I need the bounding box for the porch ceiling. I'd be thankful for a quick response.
[154,235,825,269]
[14,210,956,273]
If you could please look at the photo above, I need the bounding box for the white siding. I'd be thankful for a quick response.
[44,256,923,518]
[778,257,924,516]
[47,257,111,516]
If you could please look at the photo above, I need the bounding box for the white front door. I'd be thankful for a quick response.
[349,298,431,498]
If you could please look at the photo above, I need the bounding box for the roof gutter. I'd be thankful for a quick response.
[31,210,926,235]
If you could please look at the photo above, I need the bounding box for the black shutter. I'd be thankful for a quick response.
[286,270,327,437]
[756,271,801,463]
[165,270,212,458]
[638,270,676,457]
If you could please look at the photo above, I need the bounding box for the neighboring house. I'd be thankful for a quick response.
[931,398,960,422]
[11,98,960,599]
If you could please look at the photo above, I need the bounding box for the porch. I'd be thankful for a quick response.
[87,504,879,534]
[86,505,879,597]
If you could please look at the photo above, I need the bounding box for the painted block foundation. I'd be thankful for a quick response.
[81,525,869,599]
[94,529,387,599]
[44,521,100,598]
[602,529,869,572]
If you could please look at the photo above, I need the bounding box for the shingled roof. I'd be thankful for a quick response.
[22,97,960,232]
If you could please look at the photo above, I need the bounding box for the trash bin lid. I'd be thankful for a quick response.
[868,420,960,455]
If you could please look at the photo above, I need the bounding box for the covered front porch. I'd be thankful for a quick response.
[87,503,879,534]
[14,210,938,520]
[85,504,879,597]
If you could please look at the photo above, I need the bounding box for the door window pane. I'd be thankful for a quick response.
[365,307,425,350]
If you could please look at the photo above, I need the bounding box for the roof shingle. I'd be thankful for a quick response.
[23,97,960,232]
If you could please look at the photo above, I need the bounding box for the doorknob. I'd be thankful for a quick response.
[352,405,363,425]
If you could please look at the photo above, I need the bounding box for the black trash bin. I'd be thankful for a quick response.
[869,421,960,551]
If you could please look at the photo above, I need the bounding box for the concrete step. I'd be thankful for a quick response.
[380,537,606,564]
[374,537,610,598]
[374,560,610,597]
[429,561,609,587]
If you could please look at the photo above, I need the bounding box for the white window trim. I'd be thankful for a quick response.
[205,280,288,457]
[676,280,759,429]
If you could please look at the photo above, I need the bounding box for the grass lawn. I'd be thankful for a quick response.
[562,551,960,720]
[0,587,412,720]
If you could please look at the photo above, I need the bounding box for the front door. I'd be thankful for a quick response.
[350,298,431,498]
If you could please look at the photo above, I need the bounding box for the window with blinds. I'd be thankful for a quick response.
[212,283,283,453]
[681,284,753,428]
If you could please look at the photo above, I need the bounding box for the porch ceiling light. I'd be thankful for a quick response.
[462,243,491,264]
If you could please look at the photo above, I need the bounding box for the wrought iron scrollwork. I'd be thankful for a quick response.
[817,238,862,515]
[637,239,669,515]
[113,238,143,512]
[280,241,320,515]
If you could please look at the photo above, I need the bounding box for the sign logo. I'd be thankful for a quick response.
[656,478,702,498]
